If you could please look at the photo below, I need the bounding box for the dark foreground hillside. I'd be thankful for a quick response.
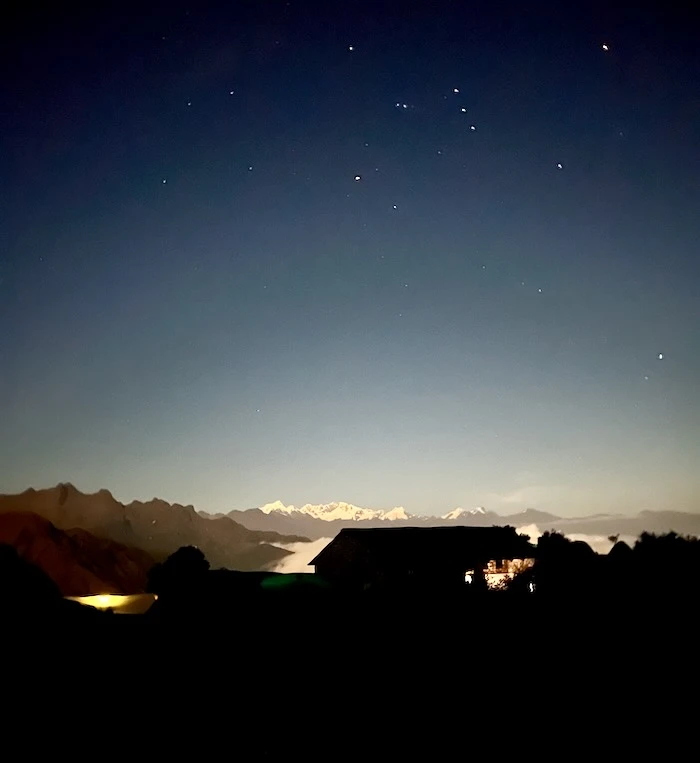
[4,533,697,755]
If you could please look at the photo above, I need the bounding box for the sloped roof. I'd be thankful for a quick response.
[309,526,535,567]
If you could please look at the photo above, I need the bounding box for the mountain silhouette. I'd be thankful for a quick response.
[220,501,700,540]
[0,511,154,595]
[0,484,309,571]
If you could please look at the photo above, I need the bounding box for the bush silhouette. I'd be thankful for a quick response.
[147,546,210,595]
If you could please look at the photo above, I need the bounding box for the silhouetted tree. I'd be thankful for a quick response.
[147,545,210,596]
[632,531,700,597]
[533,531,598,597]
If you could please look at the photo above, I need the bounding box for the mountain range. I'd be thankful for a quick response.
[0,511,154,595]
[0,484,309,572]
[215,500,700,541]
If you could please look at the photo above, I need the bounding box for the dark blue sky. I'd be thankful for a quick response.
[2,1,699,514]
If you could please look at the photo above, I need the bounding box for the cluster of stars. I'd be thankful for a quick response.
[159,37,668,389]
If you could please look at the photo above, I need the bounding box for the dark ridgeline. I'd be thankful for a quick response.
[4,528,697,753]
[7,527,700,629]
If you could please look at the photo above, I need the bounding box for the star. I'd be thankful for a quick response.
[556,163,563,169]
[392,205,397,209]
[187,101,192,106]
[460,107,467,113]
[538,288,542,293]
[348,45,354,51]
[354,175,362,181]
[658,353,664,360]
[470,125,476,131]
[453,88,460,93]
[248,166,253,171]
[161,178,167,184]
[602,43,610,51]
[229,91,234,95]
[644,376,649,381]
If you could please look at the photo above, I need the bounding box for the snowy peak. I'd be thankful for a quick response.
[441,507,487,520]
[381,507,411,521]
[301,502,386,521]
[257,501,413,522]
[258,501,489,522]
[259,500,296,515]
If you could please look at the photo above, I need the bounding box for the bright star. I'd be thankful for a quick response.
[658,353,664,360]
[348,45,354,51]
[602,43,610,51]
[354,175,361,181]
[453,88,459,93]
[556,163,563,169]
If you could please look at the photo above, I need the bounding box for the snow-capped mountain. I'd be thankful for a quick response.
[259,501,488,523]
[259,500,297,515]
[441,507,487,520]
[226,500,700,544]
[259,500,413,522]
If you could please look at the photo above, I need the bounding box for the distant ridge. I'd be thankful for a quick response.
[0,484,309,571]
[220,500,700,541]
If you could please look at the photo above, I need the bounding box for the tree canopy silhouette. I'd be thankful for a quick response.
[147,545,210,595]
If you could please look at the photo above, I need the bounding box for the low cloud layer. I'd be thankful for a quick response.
[270,538,334,573]
[517,524,637,554]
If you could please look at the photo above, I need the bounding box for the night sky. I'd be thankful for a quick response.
[2,1,699,515]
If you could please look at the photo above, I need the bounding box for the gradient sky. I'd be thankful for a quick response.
[2,1,699,515]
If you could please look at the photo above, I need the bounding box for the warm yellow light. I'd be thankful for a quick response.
[65,593,157,614]
[75,594,130,610]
